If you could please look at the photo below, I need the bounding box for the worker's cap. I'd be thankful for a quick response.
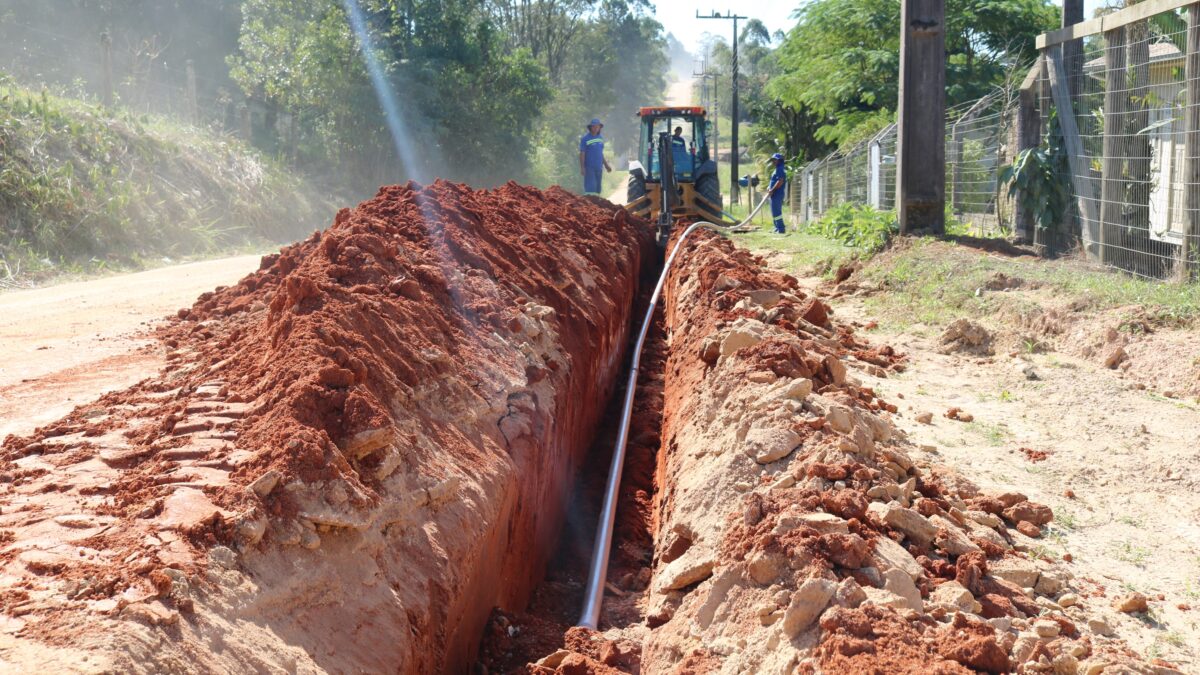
[588,118,603,127]
[771,153,784,161]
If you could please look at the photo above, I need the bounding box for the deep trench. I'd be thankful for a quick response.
[474,243,669,672]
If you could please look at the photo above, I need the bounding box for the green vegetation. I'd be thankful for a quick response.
[804,203,897,252]
[1000,108,1071,237]
[228,0,667,190]
[730,228,862,278]
[762,0,1057,158]
[0,77,326,280]
[859,239,1200,328]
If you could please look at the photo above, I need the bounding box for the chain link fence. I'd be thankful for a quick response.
[1040,8,1199,280]
[794,93,1017,238]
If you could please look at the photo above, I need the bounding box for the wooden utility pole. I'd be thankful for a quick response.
[1183,4,1200,276]
[697,10,748,204]
[896,0,946,234]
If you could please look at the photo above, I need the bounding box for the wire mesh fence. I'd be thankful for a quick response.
[1041,12,1200,280]
[795,92,1016,238]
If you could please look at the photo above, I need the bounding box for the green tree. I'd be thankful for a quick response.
[769,0,1057,153]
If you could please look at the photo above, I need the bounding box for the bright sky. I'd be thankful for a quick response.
[651,0,1111,56]
[650,0,800,54]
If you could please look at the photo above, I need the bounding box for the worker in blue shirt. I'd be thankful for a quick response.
[768,153,788,234]
[579,118,612,196]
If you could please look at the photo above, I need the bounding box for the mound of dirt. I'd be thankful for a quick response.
[0,181,652,672]
[514,231,1162,673]
[939,318,994,356]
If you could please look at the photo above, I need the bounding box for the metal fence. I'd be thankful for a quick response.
[1038,0,1200,279]
[794,92,1016,238]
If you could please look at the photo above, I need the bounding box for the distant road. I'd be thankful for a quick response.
[0,255,261,438]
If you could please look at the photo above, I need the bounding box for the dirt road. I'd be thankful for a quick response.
[0,255,261,438]
[607,78,694,205]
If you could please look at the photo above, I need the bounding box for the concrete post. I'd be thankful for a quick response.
[896,0,946,234]
[185,59,199,124]
[869,139,883,209]
[1183,5,1200,276]
[100,31,114,107]
[1100,27,1127,264]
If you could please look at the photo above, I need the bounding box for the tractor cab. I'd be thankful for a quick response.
[625,106,725,244]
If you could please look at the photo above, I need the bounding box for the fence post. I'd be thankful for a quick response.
[185,59,199,124]
[950,119,964,213]
[1048,45,1101,258]
[869,137,883,209]
[843,152,853,203]
[1184,4,1200,276]
[896,0,947,234]
[1100,27,1127,265]
[1063,0,1085,100]
[1013,60,1041,244]
[100,30,114,107]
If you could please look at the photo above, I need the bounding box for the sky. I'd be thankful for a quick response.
[650,0,799,54]
[651,0,1110,56]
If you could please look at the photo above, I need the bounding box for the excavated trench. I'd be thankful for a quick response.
[476,241,668,672]
[0,185,1169,674]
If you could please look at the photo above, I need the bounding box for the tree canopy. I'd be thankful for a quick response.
[759,0,1057,159]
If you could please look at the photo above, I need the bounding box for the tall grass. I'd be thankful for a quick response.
[0,73,332,281]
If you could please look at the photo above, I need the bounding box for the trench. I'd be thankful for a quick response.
[475,240,669,672]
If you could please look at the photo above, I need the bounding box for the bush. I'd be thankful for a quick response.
[806,203,897,251]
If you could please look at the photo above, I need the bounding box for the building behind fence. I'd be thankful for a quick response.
[792,0,1200,281]
[1038,0,1200,280]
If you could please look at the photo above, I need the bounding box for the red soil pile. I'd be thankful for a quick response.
[0,181,653,672]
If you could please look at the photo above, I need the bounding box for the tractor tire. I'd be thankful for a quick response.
[695,172,722,221]
[626,172,647,205]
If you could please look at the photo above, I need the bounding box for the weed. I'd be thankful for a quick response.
[1114,541,1152,567]
[805,203,897,252]
[966,421,1010,446]
[0,77,329,282]
[1056,510,1078,530]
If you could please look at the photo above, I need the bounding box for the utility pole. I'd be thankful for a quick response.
[693,50,718,170]
[895,0,946,234]
[698,10,748,205]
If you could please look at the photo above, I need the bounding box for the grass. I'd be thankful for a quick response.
[965,421,1010,446]
[1056,510,1079,530]
[730,227,863,278]
[858,238,1200,329]
[1114,540,1152,566]
[0,73,332,285]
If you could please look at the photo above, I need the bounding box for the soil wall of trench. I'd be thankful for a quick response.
[496,232,1169,673]
[0,182,653,673]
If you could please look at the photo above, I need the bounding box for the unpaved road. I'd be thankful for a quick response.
[0,255,261,438]
[606,77,694,205]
